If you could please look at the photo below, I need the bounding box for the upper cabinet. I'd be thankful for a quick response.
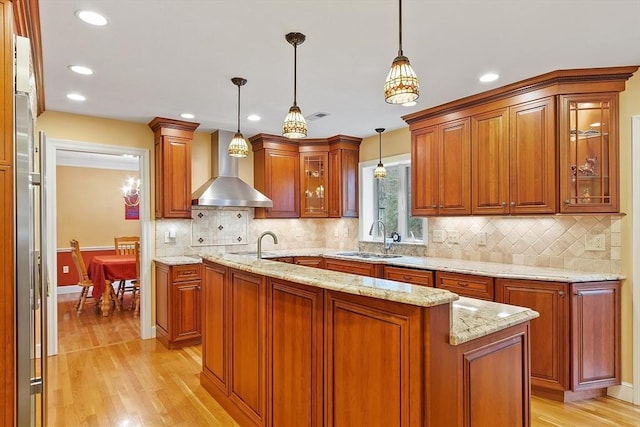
[559,93,619,213]
[250,134,361,219]
[404,66,638,216]
[148,117,200,219]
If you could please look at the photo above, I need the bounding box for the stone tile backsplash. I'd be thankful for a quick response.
[156,212,620,274]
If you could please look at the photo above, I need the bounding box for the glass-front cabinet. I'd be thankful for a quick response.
[559,93,619,213]
[300,150,328,217]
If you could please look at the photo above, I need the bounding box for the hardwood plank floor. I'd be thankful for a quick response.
[49,293,640,426]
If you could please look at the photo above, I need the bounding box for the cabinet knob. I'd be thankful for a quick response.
[500,201,507,207]
[558,291,565,297]
[564,199,571,205]
[510,201,516,207]
[432,205,437,209]
[438,205,444,209]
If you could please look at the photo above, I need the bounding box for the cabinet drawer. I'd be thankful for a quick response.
[383,266,433,287]
[324,259,378,277]
[294,256,324,268]
[171,263,202,282]
[435,271,494,300]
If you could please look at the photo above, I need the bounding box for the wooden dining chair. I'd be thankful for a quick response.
[70,239,94,314]
[114,236,140,308]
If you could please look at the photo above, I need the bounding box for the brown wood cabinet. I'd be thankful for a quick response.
[495,278,620,401]
[201,262,229,395]
[148,117,199,219]
[404,67,637,216]
[411,118,471,216]
[383,265,433,287]
[155,261,202,349]
[251,134,361,219]
[435,271,494,301]
[324,258,382,277]
[294,256,324,268]
[472,98,557,214]
[559,93,620,213]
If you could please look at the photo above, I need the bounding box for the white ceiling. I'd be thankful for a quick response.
[38,1,640,140]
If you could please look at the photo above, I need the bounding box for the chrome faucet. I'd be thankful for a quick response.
[257,231,278,259]
[369,220,391,254]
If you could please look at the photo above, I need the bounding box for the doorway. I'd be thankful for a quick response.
[44,137,153,356]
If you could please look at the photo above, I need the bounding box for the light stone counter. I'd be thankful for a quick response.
[154,255,202,266]
[235,248,623,283]
[203,253,539,345]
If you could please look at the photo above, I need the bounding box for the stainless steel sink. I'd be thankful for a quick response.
[335,252,402,259]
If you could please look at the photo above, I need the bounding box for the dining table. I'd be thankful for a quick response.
[87,254,137,316]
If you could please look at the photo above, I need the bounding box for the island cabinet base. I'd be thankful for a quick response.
[201,260,532,427]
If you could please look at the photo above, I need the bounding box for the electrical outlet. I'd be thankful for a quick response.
[447,231,459,244]
[433,230,445,243]
[477,232,487,246]
[62,265,69,274]
[585,233,606,251]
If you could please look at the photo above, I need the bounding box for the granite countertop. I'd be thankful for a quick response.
[154,255,202,265]
[239,248,623,283]
[203,253,539,346]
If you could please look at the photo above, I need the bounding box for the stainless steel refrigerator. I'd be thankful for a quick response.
[15,35,47,426]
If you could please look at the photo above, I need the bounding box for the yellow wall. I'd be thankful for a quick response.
[618,71,640,384]
[359,127,411,163]
[56,166,140,247]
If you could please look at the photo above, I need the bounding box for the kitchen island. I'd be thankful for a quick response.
[199,253,538,427]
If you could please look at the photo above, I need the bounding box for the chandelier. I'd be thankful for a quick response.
[384,0,419,104]
[282,32,307,138]
[228,77,249,157]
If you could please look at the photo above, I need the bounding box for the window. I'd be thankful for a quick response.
[360,154,425,244]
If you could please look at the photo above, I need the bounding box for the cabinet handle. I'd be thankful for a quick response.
[403,275,413,281]
[458,282,469,287]
[558,291,565,297]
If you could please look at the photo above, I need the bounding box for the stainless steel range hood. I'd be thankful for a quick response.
[192,130,272,207]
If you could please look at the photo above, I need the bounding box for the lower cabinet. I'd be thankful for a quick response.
[155,261,202,349]
[495,278,620,401]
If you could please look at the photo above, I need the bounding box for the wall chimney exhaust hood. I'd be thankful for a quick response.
[192,130,273,208]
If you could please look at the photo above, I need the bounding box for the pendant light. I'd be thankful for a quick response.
[228,77,249,157]
[282,32,307,139]
[384,0,419,104]
[374,128,387,179]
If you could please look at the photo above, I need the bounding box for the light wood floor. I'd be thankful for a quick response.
[49,293,640,426]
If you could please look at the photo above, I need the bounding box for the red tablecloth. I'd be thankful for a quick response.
[87,254,137,298]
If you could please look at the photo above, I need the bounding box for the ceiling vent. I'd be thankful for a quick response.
[305,112,330,121]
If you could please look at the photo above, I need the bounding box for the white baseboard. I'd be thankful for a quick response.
[607,382,634,404]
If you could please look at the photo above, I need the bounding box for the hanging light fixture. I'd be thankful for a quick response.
[282,32,307,139]
[228,77,249,157]
[384,0,419,104]
[374,128,387,179]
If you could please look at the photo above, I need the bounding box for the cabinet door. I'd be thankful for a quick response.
[270,279,323,427]
[155,263,170,339]
[559,93,619,213]
[571,282,620,391]
[495,279,569,392]
[260,148,300,218]
[324,291,422,427]
[172,280,201,342]
[509,97,557,214]
[159,136,192,218]
[229,270,267,426]
[300,151,328,218]
[202,262,229,394]
[411,126,439,216]
[327,149,341,217]
[438,118,471,215]
[472,108,510,215]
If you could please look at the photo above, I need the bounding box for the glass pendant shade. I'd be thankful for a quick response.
[228,132,249,157]
[229,77,249,157]
[374,162,387,179]
[283,32,307,139]
[283,105,307,139]
[384,54,419,104]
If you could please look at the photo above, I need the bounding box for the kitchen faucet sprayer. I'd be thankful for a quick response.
[369,220,391,254]
[257,231,278,259]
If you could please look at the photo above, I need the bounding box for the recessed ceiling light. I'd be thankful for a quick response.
[75,10,108,26]
[180,113,195,119]
[402,101,417,107]
[247,114,261,122]
[66,93,86,101]
[68,65,94,75]
[479,72,499,83]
